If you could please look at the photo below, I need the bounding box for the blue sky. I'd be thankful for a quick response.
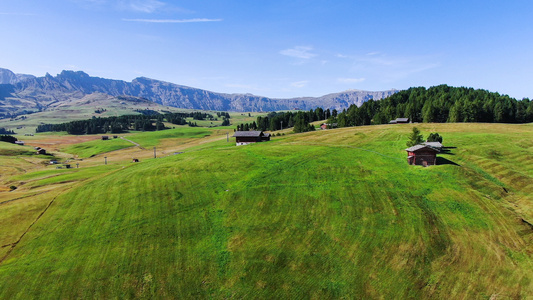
[1,0,532,99]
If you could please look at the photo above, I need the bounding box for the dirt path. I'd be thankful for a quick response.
[120,137,145,150]
[0,187,66,264]
[0,165,128,265]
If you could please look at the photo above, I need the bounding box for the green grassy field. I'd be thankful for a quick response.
[59,127,214,158]
[0,123,532,298]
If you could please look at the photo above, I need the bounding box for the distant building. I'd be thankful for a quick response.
[389,118,410,124]
[232,131,271,146]
[14,141,25,145]
[36,148,46,155]
[321,123,338,129]
[101,136,109,140]
[405,145,439,166]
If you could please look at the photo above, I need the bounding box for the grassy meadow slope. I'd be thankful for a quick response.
[0,92,260,135]
[0,123,532,298]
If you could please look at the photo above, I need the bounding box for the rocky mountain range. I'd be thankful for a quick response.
[0,68,398,116]
[0,68,36,85]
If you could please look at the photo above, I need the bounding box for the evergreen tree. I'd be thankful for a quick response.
[406,127,424,147]
[427,133,443,143]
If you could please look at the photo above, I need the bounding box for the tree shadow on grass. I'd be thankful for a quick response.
[437,156,460,166]
[440,146,456,155]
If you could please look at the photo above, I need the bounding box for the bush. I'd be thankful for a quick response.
[427,132,443,143]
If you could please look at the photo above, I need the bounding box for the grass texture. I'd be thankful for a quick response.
[0,123,531,298]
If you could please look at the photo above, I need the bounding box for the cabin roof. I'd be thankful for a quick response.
[405,144,440,153]
[232,131,263,137]
[390,117,409,124]
[423,141,443,149]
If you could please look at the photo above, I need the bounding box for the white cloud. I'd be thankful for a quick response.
[118,0,165,13]
[346,52,441,82]
[291,81,308,88]
[74,0,179,13]
[280,46,317,59]
[337,78,366,84]
[122,18,222,23]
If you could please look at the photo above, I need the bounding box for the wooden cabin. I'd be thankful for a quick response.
[101,136,109,140]
[36,148,46,155]
[389,117,410,124]
[405,145,439,166]
[232,131,270,146]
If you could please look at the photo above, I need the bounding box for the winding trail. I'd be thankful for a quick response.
[120,136,145,150]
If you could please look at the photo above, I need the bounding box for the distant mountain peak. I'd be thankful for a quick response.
[58,70,90,78]
[0,67,399,114]
[0,68,36,85]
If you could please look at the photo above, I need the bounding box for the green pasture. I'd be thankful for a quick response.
[126,126,212,148]
[0,123,532,298]
[60,127,213,158]
[61,138,134,158]
[0,142,35,157]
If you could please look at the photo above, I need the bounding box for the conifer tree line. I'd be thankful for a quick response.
[237,85,531,133]
[0,128,15,134]
[333,85,533,127]
[237,108,330,133]
[0,135,18,143]
[36,111,231,135]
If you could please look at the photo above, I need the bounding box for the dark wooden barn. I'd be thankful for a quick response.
[232,131,271,146]
[389,117,410,124]
[405,145,439,166]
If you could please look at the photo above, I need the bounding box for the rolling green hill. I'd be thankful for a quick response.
[0,123,532,298]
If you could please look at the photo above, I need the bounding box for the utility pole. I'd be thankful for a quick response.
[104,157,107,165]
[76,163,79,168]
[226,132,229,142]
[153,147,156,158]
[281,121,283,131]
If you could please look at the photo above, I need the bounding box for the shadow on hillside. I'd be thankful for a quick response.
[440,146,457,155]
[437,156,460,166]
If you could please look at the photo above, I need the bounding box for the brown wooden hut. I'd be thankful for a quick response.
[389,117,410,124]
[405,145,439,166]
[232,131,270,146]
